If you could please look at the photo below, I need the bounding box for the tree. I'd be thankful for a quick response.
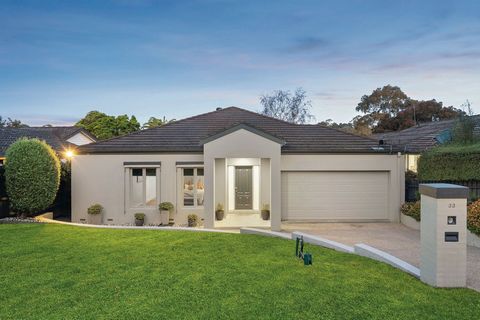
[318,119,355,133]
[76,111,140,140]
[0,116,28,128]
[260,88,315,124]
[355,85,465,133]
[5,138,61,216]
[354,85,410,132]
[142,116,175,129]
[452,100,476,144]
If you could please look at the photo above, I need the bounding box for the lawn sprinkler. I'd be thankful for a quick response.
[295,236,312,265]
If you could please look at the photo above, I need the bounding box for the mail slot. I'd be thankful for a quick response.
[445,232,459,242]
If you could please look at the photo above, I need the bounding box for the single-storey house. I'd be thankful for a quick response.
[373,116,480,172]
[0,126,96,165]
[73,107,405,231]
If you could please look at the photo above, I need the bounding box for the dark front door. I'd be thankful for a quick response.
[235,166,253,210]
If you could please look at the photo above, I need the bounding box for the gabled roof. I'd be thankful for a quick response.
[0,126,96,157]
[373,116,480,153]
[80,107,399,154]
[199,123,286,145]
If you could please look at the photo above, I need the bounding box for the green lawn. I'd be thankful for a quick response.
[1,224,479,319]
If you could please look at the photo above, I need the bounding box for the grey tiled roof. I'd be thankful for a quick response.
[0,126,95,156]
[80,107,399,154]
[373,117,480,153]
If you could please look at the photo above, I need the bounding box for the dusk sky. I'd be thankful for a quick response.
[1,0,480,126]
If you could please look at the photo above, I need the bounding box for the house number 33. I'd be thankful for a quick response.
[448,203,456,208]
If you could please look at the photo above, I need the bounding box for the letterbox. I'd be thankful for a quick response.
[419,183,468,288]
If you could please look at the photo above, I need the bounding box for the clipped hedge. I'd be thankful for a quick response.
[5,138,60,215]
[418,145,480,181]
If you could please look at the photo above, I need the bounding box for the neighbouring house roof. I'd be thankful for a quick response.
[80,107,400,154]
[372,116,480,153]
[0,126,96,157]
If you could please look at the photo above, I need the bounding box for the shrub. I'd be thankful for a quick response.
[261,204,270,212]
[159,202,174,212]
[134,213,145,220]
[5,138,60,215]
[216,203,224,212]
[401,201,421,221]
[418,150,480,181]
[452,101,475,144]
[87,204,103,215]
[467,200,480,236]
[187,214,199,227]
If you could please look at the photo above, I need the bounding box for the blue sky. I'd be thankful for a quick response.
[1,0,480,126]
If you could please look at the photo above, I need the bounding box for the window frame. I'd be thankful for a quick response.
[127,167,160,209]
[181,167,204,208]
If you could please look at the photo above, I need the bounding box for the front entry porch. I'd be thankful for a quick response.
[212,157,272,228]
[201,124,283,230]
[215,211,271,228]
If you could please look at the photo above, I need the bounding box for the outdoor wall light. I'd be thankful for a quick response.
[65,150,75,159]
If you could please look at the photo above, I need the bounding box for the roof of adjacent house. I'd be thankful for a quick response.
[373,116,480,153]
[0,126,96,157]
[80,107,399,154]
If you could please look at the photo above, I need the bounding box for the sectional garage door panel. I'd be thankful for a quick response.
[281,171,389,221]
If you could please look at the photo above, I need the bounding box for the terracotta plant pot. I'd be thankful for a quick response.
[160,211,170,225]
[261,210,270,221]
[215,210,224,221]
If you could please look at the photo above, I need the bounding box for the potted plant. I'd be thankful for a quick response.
[215,203,225,221]
[134,213,145,226]
[187,214,199,227]
[261,204,270,220]
[159,202,174,225]
[87,203,103,225]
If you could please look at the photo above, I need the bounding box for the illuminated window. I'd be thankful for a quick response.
[129,168,158,207]
[183,168,204,207]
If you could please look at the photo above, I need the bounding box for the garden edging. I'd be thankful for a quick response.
[36,214,234,233]
[241,228,419,279]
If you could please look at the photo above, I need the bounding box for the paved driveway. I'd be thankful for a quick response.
[282,223,480,292]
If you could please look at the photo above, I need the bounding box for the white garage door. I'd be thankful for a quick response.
[281,171,389,221]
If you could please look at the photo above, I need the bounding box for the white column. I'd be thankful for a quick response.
[203,156,215,228]
[419,183,468,287]
[270,156,281,231]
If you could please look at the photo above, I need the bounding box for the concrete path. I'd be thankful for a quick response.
[282,222,480,292]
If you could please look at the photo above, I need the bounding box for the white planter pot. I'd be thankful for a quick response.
[401,214,420,230]
[87,214,102,225]
[160,211,170,225]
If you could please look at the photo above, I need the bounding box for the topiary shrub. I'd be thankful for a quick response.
[159,202,174,212]
[187,214,199,227]
[87,204,103,215]
[401,201,421,221]
[5,138,60,216]
[467,200,480,236]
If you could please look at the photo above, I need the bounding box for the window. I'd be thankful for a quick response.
[129,168,158,207]
[183,168,204,207]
